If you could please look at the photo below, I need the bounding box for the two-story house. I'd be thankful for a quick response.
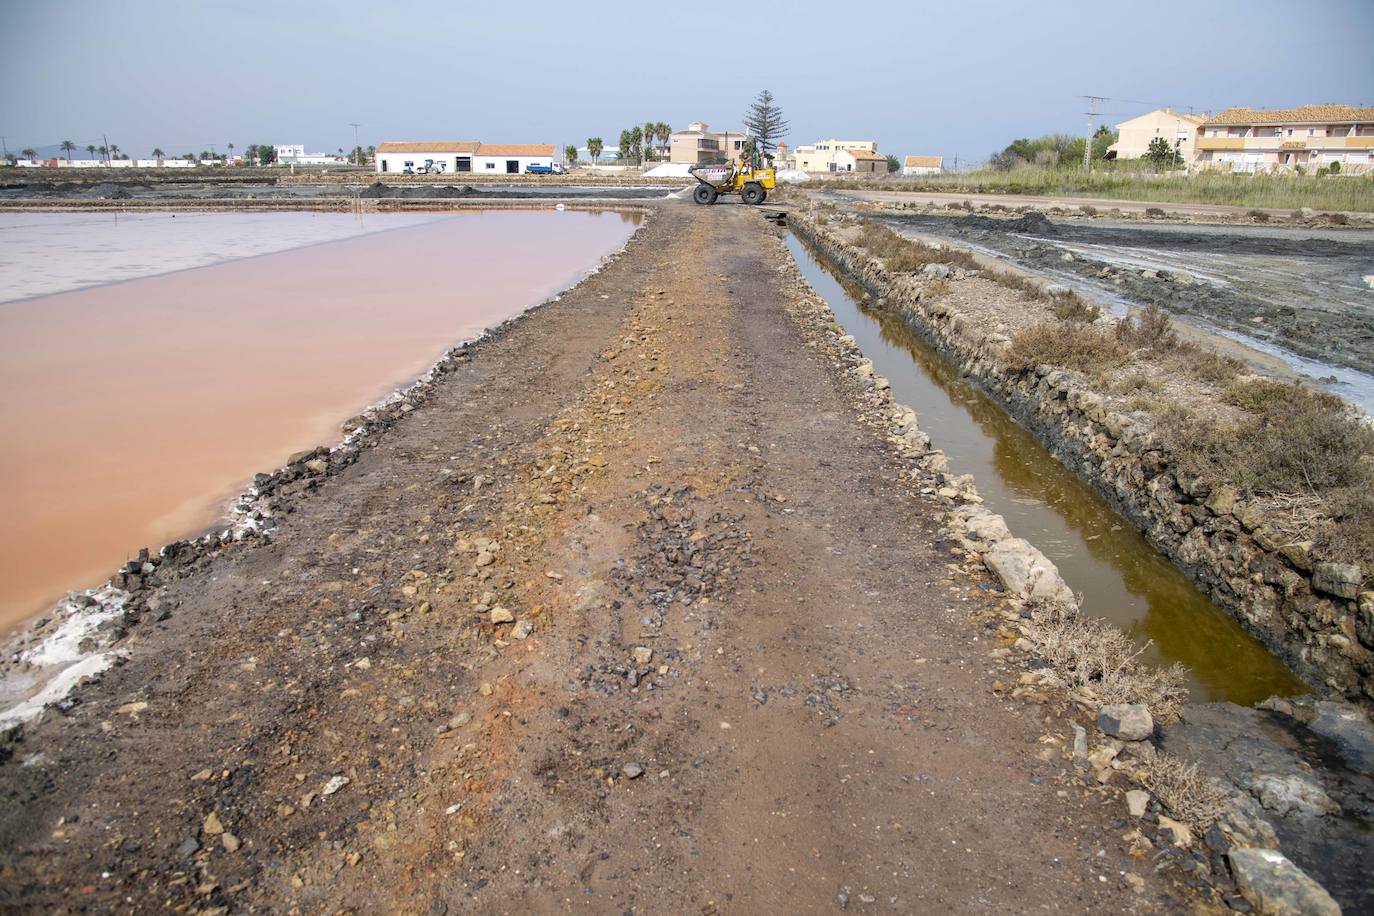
[668,122,750,165]
[1195,105,1374,172]
[794,139,879,173]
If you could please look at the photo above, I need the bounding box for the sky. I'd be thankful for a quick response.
[2,0,1372,166]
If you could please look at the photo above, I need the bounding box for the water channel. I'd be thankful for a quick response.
[785,232,1307,705]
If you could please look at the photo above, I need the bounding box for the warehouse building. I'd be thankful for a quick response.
[376,141,555,175]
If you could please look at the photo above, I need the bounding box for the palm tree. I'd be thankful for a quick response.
[643,121,655,162]
[182,153,195,162]
[21,148,37,161]
[151,148,166,164]
[97,145,108,164]
[564,144,578,166]
[587,137,603,166]
[227,142,235,162]
[60,140,76,161]
[85,144,96,160]
[109,144,121,162]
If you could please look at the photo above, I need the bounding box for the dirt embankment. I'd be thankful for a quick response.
[876,210,1374,377]
[0,204,1199,912]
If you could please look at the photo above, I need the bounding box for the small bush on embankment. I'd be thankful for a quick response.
[1027,603,1187,721]
[1146,753,1228,829]
[1164,378,1374,566]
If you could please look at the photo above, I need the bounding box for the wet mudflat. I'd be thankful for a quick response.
[880,211,1374,392]
[0,209,636,633]
[787,232,1308,705]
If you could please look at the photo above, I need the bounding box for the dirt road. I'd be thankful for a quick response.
[0,204,1186,912]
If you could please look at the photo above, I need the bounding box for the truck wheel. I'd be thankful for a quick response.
[741,182,765,205]
[692,185,718,205]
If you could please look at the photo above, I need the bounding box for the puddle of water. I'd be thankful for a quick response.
[0,209,639,634]
[786,233,1308,705]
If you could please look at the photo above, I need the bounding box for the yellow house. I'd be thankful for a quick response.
[1195,105,1374,172]
[795,139,878,173]
[1106,109,1206,161]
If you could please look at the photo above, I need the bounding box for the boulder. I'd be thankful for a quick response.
[1097,703,1154,741]
[983,538,1076,606]
[1227,848,1341,916]
[1250,773,1339,818]
[1312,562,1362,600]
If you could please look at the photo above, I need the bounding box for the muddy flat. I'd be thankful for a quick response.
[0,204,1185,912]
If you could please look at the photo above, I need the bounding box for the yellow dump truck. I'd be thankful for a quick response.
[688,157,776,205]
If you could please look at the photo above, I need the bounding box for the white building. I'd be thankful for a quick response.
[375,141,555,175]
[902,155,943,176]
[274,144,307,161]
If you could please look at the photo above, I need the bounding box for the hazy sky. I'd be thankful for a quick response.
[3,0,1371,164]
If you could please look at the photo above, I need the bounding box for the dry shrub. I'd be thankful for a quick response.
[1144,206,1166,218]
[1325,212,1350,225]
[1027,606,1187,722]
[1246,209,1270,222]
[1079,204,1098,217]
[1050,292,1101,322]
[1116,304,1179,350]
[854,221,979,273]
[1164,379,1374,570]
[1146,752,1228,829]
[1005,321,1126,373]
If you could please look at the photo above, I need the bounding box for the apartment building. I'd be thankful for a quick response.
[794,139,878,173]
[1195,105,1374,172]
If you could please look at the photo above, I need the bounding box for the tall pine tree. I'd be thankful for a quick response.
[743,90,789,154]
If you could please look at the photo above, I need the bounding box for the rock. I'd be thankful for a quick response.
[1157,814,1193,848]
[1227,848,1341,916]
[1250,773,1339,818]
[631,646,653,666]
[322,775,349,796]
[621,763,644,779]
[221,832,241,852]
[1097,703,1154,741]
[511,619,533,640]
[489,606,514,624]
[1279,541,1314,572]
[202,812,224,836]
[1312,562,1362,600]
[983,538,1075,606]
[176,836,200,859]
[1126,789,1150,817]
[1205,485,1239,516]
[304,458,328,475]
[923,263,953,279]
[474,551,496,568]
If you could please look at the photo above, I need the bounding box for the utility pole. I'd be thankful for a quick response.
[350,123,361,166]
[1082,95,1105,172]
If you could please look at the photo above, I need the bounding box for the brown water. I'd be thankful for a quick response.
[0,210,638,633]
[787,233,1308,705]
